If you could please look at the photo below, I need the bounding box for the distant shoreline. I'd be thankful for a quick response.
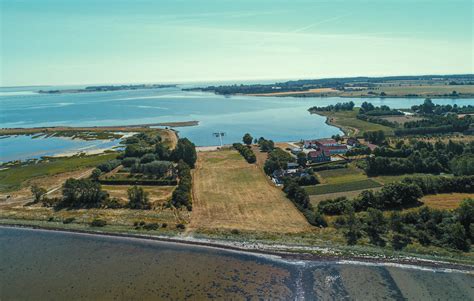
[0,121,199,136]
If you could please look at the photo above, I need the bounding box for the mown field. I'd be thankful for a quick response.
[304,179,382,196]
[315,109,393,136]
[421,193,474,210]
[0,153,117,192]
[190,149,311,233]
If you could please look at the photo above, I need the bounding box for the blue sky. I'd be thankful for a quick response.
[1,0,473,86]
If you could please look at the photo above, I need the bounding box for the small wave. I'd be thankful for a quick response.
[336,259,473,274]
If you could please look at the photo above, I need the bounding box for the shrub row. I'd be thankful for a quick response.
[98,179,177,186]
[171,160,192,210]
[233,143,256,163]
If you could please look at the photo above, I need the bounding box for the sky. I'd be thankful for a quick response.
[1,0,473,86]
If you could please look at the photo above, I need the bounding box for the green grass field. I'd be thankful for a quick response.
[315,109,394,136]
[304,179,382,195]
[0,153,117,192]
[317,166,367,184]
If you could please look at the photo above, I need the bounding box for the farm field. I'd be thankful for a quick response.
[190,149,310,233]
[304,179,382,196]
[316,166,367,184]
[380,115,425,125]
[314,109,393,136]
[421,193,474,210]
[309,188,383,207]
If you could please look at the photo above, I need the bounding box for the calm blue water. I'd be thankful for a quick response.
[1,86,473,157]
[1,227,473,300]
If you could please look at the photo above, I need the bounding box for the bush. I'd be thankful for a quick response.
[176,223,186,230]
[97,159,121,172]
[143,223,160,230]
[90,219,107,227]
[63,217,75,224]
[128,186,151,209]
[104,197,123,209]
[122,157,139,168]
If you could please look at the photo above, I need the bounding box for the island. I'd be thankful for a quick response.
[39,83,176,94]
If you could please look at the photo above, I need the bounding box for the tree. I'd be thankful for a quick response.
[62,178,108,207]
[243,133,253,146]
[365,208,387,246]
[128,186,151,209]
[297,152,307,167]
[392,233,411,250]
[450,155,474,176]
[443,222,470,251]
[457,198,474,240]
[141,161,172,178]
[91,168,102,181]
[344,207,362,245]
[31,184,46,203]
[172,138,197,168]
[140,153,156,164]
[155,143,171,160]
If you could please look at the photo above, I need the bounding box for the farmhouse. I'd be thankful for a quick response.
[304,138,348,155]
[308,149,331,163]
[346,137,360,147]
[322,145,348,155]
[304,138,339,149]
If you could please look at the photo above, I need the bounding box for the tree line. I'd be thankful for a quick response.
[362,139,474,176]
[308,101,355,113]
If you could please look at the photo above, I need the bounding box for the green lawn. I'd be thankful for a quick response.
[304,179,382,195]
[317,166,368,184]
[0,153,117,192]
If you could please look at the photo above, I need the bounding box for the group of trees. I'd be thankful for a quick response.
[363,130,386,144]
[283,178,327,227]
[263,148,295,175]
[308,101,355,113]
[61,178,109,208]
[171,160,192,210]
[359,102,402,116]
[233,143,256,163]
[337,200,474,251]
[364,139,474,176]
[395,114,472,136]
[318,176,474,251]
[412,98,474,115]
[318,182,423,215]
[257,137,275,152]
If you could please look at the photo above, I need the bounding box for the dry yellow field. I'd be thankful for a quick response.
[421,193,474,210]
[190,149,310,233]
[102,185,175,206]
